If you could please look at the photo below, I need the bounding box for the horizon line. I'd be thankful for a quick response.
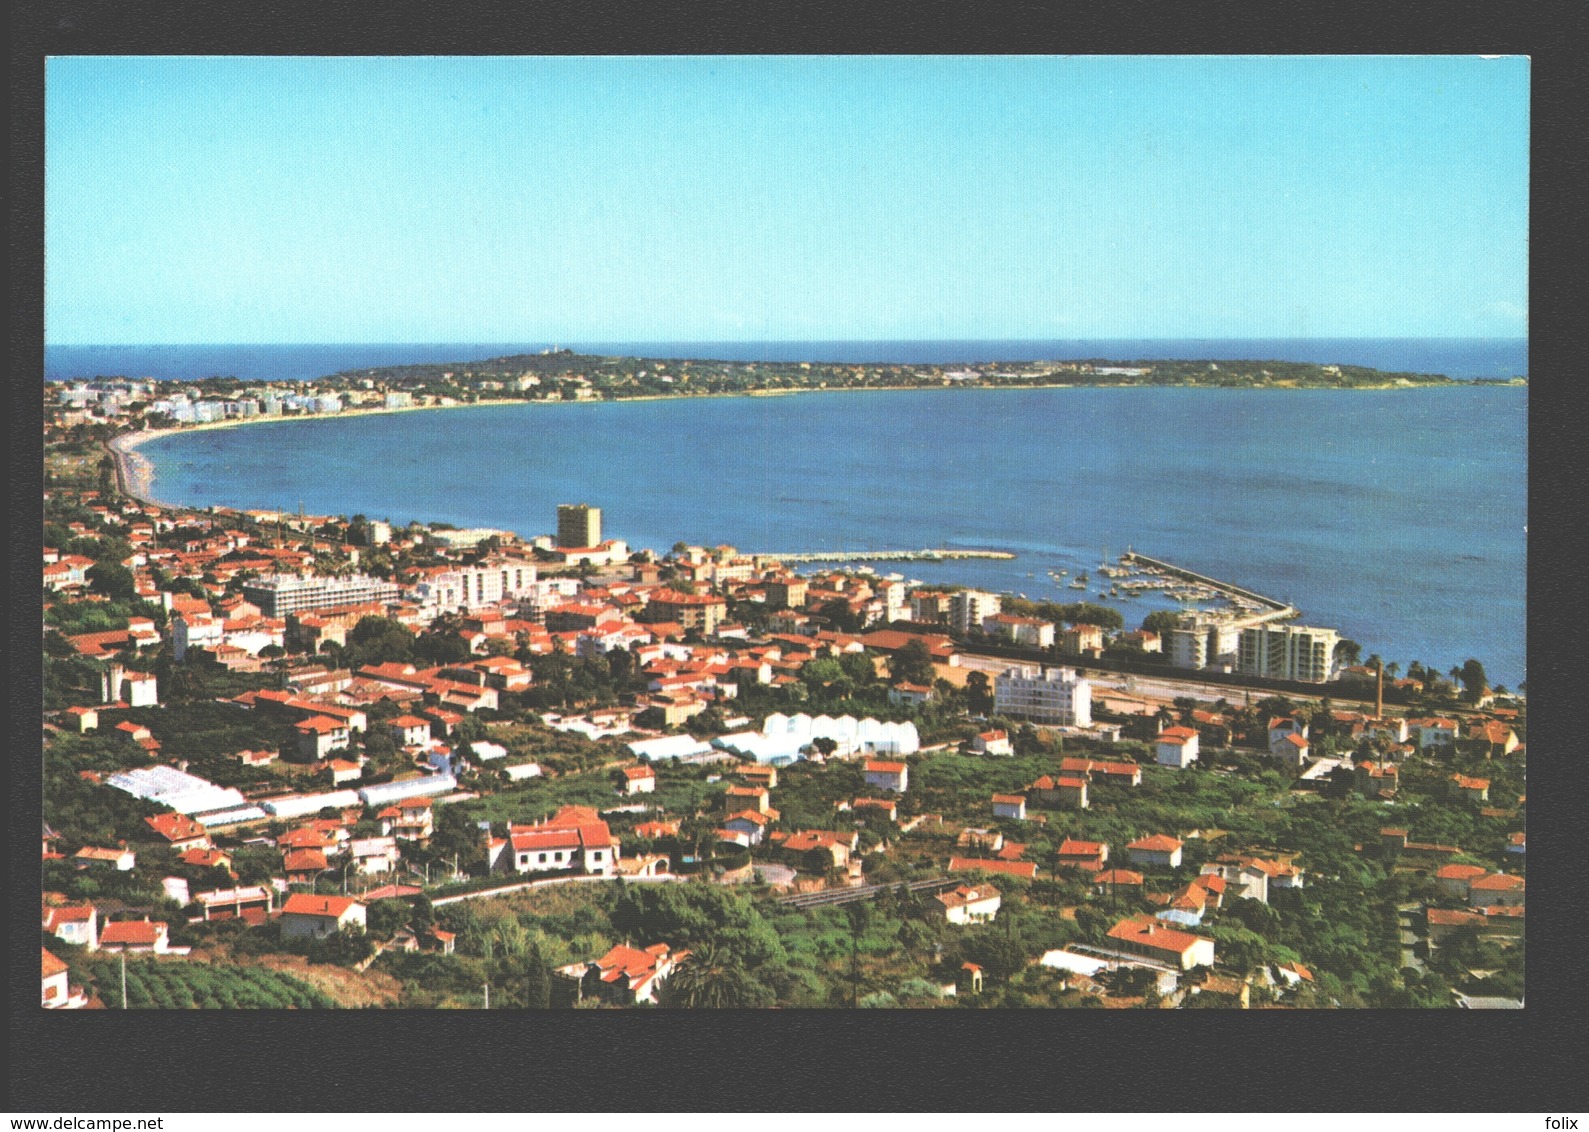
[47,334,1530,348]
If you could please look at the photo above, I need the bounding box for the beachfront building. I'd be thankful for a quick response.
[993,665,1092,727]
[1237,623,1341,683]
[241,573,401,618]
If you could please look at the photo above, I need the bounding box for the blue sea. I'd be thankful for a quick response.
[114,347,1528,688]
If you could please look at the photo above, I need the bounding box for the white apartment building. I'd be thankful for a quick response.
[1237,623,1341,683]
[412,557,539,612]
[241,573,402,618]
[950,589,1002,634]
[993,665,1092,727]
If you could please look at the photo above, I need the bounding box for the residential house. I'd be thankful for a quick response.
[283,848,330,885]
[777,829,859,870]
[969,729,1013,756]
[1434,863,1489,901]
[500,807,619,877]
[1155,726,1199,768]
[622,765,657,795]
[1127,834,1184,869]
[1270,732,1311,769]
[1092,868,1145,894]
[42,902,98,949]
[383,797,435,841]
[956,827,1004,853]
[1054,776,1089,809]
[1106,915,1216,971]
[1467,873,1525,909]
[294,715,352,761]
[42,949,89,1009]
[723,810,773,846]
[387,714,433,747]
[1450,773,1491,803]
[75,845,136,871]
[863,759,909,793]
[1056,839,1108,873]
[557,943,687,1006]
[723,785,771,814]
[851,797,899,822]
[349,836,401,876]
[98,919,172,954]
[192,885,274,924]
[945,857,1038,879]
[991,793,1027,821]
[279,893,367,940]
[144,814,214,852]
[888,682,934,708]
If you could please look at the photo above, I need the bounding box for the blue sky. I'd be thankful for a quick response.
[45,55,1529,344]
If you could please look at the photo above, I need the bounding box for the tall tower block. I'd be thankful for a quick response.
[556,503,602,549]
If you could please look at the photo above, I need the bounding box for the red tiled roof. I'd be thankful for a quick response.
[146,812,208,842]
[1106,915,1209,956]
[947,857,1037,878]
[1128,834,1182,852]
[1057,839,1105,856]
[1094,869,1144,886]
[281,893,361,918]
[100,920,166,946]
[283,848,329,873]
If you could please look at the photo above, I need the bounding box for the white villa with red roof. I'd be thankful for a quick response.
[279,893,367,940]
[1107,915,1216,970]
[496,805,620,876]
[1155,726,1200,768]
[934,883,1002,924]
[863,759,909,793]
[970,729,1013,756]
[622,765,656,795]
[1127,834,1184,869]
[98,919,173,954]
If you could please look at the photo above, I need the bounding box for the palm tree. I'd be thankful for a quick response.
[658,937,757,1009]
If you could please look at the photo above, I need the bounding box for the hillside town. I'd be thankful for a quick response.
[41,390,1526,1010]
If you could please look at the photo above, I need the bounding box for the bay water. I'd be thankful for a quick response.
[133,382,1527,686]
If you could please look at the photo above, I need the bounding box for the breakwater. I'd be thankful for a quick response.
[760,548,1016,563]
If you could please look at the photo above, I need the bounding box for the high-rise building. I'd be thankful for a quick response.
[557,504,602,549]
[949,589,1002,634]
[1237,623,1341,683]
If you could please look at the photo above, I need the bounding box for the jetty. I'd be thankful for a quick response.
[757,548,1015,564]
[1120,551,1296,626]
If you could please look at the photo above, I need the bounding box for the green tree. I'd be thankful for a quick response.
[524,940,553,1009]
[966,670,993,715]
[1459,659,1489,703]
[889,640,937,687]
